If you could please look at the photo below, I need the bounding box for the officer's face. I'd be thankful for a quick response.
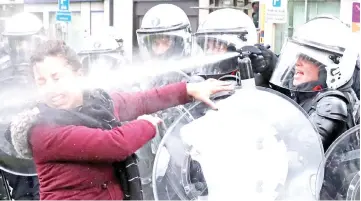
[293,57,319,86]
[205,40,227,54]
[152,37,172,55]
[33,56,83,110]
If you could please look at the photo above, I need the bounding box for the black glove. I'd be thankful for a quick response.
[250,44,278,82]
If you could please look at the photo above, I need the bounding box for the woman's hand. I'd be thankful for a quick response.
[137,115,163,127]
[186,79,235,110]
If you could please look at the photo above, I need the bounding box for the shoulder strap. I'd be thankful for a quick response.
[313,90,349,104]
[303,90,348,114]
[310,90,356,128]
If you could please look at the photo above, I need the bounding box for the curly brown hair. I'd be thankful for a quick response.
[30,39,82,72]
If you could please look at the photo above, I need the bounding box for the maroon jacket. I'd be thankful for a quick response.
[10,82,189,200]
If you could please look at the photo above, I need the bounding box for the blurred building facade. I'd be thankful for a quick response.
[0,0,358,58]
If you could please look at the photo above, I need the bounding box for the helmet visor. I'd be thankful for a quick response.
[270,40,335,92]
[137,28,190,60]
[193,32,249,55]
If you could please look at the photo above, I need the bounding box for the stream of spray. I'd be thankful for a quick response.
[0,51,239,158]
[0,52,239,117]
[81,52,240,91]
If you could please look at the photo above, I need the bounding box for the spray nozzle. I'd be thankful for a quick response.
[225,45,258,82]
[228,45,263,60]
[237,57,254,80]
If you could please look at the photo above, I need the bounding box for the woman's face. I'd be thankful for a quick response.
[293,57,320,86]
[33,56,83,109]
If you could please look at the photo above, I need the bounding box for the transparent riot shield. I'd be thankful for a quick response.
[0,76,37,176]
[153,87,325,201]
[0,26,41,187]
[134,70,199,200]
[317,125,360,200]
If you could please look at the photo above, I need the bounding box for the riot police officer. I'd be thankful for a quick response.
[134,4,196,89]
[134,5,199,200]
[75,32,129,92]
[136,4,192,61]
[0,12,42,200]
[78,33,126,72]
[253,15,359,150]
